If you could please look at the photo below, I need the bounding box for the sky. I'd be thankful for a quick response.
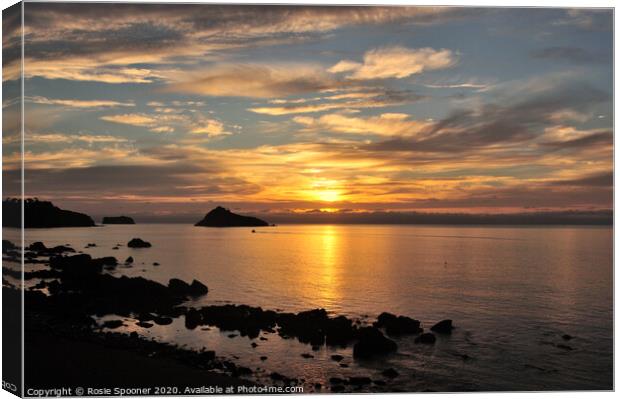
[2,3,614,222]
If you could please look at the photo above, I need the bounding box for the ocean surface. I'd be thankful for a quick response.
[14,224,614,391]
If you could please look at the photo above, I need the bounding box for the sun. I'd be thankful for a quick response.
[315,189,341,203]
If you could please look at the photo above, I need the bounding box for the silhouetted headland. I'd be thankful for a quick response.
[195,206,269,227]
[3,198,95,228]
[102,216,135,224]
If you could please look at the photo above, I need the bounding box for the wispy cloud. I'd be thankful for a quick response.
[329,46,457,80]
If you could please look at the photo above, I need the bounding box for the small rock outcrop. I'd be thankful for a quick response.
[415,332,436,344]
[430,319,453,334]
[102,216,135,224]
[194,206,269,227]
[374,312,422,335]
[3,198,95,228]
[352,327,397,358]
[127,238,151,248]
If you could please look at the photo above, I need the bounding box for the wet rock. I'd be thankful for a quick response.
[348,377,372,386]
[314,383,322,390]
[153,262,160,266]
[102,320,124,329]
[185,309,202,329]
[125,256,134,264]
[2,240,17,253]
[301,353,314,359]
[168,278,208,298]
[228,334,238,338]
[374,312,422,335]
[373,380,386,386]
[329,377,345,385]
[235,366,252,376]
[430,319,453,334]
[153,317,173,326]
[325,315,356,345]
[127,238,152,248]
[331,354,344,362]
[562,334,573,341]
[86,243,97,248]
[28,242,47,252]
[259,337,268,341]
[339,363,348,368]
[415,332,436,344]
[382,368,399,379]
[189,279,209,296]
[136,321,153,328]
[260,356,267,361]
[331,385,345,393]
[251,343,258,348]
[557,344,573,351]
[353,327,397,358]
[49,254,102,276]
[270,372,286,381]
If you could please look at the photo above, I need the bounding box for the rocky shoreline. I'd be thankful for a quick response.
[4,239,454,393]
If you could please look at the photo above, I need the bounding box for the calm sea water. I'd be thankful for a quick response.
[18,224,613,391]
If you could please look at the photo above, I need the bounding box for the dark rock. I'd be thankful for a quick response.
[125,256,134,264]
[136,321,153,328]
[167,278,208,298]
[415,332,436,344]
[102,320,124,329]
[314,383,321,390]
[339,363,348,368]
[329,377,345,385]
[228,334,238,338]
[562,334,573,341]
[195,206,269,227]
[129,331,139,339]
[153,262,160,266]
[2,240,17,253]
[127,238,152,248]
[348,377,372,385]
[374,380,386,386]
[557,344,573,351]
[251,343,258,348]
[49,254,102,276]
[27,242,47,251]
[301,353,314,359]
[185,309,202,329]
[331,385,345,392]
[374,312,422,335]
[382,368,399,378]
[259,337,268,341]
[260,356,267,361]
[3,198,95,228]
[353,327,397,358]
[270,372,286,381]
[102,216,135,224]
[189,279,209,296]
[430,319,453,334]
[331,354,344,362]
[153,317,173,326]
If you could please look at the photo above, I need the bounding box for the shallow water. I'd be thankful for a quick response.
[16,224,613,391]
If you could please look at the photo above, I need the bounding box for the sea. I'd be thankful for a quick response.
[8,224,614,392]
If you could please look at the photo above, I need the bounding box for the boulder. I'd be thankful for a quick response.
[415,332,436,344]
[352,327,397,358]
[374,312,422,335]
[189,279,209,296]
[127,238,152,248]
[430,319,453,334]
[125,256,134,264]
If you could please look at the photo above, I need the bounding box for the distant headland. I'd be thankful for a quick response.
[195,206,269,227]
[3,198,95,228]
[102,216,135,224]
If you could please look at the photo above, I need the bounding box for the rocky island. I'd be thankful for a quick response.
[3,198,95,228]
[102,216,135,224]
[195,206,269,227]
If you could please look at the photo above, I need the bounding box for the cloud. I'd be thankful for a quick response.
[329,46,457,80]
[530,46,609,64]
[28,96,135,108]
[164,64,338,98]
[100,111,231,137]
[293,112,431,137]
[248,89,421,115]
